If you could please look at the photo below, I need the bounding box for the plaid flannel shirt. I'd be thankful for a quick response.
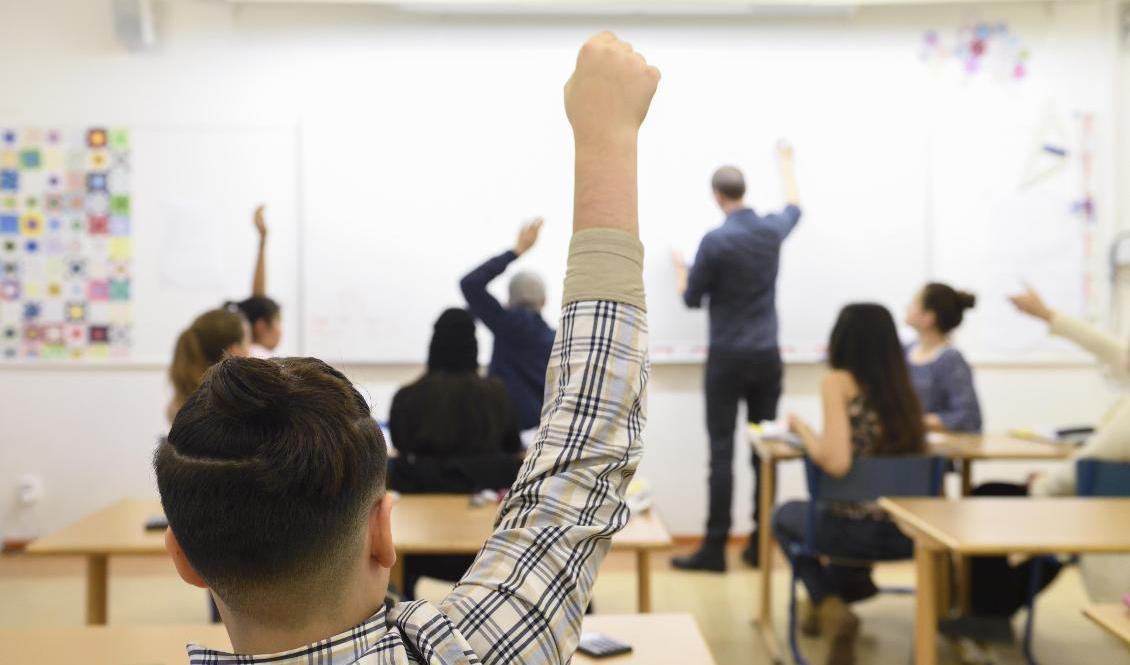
[188,229,648,665]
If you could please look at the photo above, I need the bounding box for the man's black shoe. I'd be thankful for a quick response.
[671,546,727,573]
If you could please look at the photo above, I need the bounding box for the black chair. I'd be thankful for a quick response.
[388,453,522,495]
[1077,459,1130,497]
[785,455,946,665]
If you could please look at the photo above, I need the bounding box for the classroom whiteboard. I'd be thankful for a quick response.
[118,125,300,364]
[298,3,1112,364]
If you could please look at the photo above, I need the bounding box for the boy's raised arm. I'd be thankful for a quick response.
[401,33,658,664]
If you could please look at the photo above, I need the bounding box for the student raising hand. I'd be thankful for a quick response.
[513,217,543,256]
[157,33,658,665]
[566,32,659,237]
[565,32,659,143]
[1009,287,1054,322]
[251,204,268,298]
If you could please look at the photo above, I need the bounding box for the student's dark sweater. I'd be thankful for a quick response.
[389,372,522,458]
[460,250,555,430]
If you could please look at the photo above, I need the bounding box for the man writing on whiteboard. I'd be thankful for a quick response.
[671,143,801,572]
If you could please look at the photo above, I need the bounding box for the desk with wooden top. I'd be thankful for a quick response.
[26,496,672,624]
[879,497,1130,665]
[1084,604,1130,648]
[388,494,671,613]
[748,431,1075,664]
[0,613,714,665]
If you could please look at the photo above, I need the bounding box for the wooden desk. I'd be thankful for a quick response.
[879,497,1130,665]
[390,494,671,613]
[1084,604,1130,648]
[576,613,717,664]
[929,433,1075,495]
[748,430,1075,664]
[26,497,671,624]
[0,613,714,665]
[25,498,167,625]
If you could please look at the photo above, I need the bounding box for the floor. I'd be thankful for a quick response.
[1,544,1127,664]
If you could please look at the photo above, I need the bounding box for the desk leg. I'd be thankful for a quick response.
[85,555,109,625]
[937,553,952,618]
[756,455,776,624]
[914,544,940,665]
[956,555,972,615]
[390,557,405,599]
[755,455,784,665]
[636,550,651,613]
[955,461,973,616]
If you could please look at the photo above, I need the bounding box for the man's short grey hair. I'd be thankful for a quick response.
[509,271,546,311]
[711,166,746,201]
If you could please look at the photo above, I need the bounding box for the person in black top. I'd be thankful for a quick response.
[671,144,802,572]
[388,308,522,599]
[389,308,522,460]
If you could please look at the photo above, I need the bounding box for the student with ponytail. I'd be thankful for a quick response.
[167,307,250,423]
[904,282,983,433]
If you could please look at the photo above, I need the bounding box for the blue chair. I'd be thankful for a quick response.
[785,456,946,665]
[1018,461,1130,665]
[1077,459,1130,497]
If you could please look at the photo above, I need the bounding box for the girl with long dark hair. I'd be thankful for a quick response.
[773,303,926,665]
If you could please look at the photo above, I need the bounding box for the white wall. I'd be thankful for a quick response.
[0,0,1125,539]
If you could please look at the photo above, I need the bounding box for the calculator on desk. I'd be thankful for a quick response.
[577,632,632,658]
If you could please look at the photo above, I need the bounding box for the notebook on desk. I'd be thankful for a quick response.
[750,421,805,450]
[1009,426,1094,447]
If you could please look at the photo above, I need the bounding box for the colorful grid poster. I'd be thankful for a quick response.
[0,127,131,360]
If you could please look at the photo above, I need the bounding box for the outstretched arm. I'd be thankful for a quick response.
[1011,288,1129,378]
[459,219,542,333]
[430,32,659,664]
[250,205,268,298]
[778,141,800,207]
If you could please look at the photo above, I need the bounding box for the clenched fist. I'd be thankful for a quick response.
[564,32,660,146]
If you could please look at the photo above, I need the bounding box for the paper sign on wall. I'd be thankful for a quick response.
[0,127,132,360]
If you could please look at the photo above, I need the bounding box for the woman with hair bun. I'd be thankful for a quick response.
[904,282,983,433]
[167,307,250,423]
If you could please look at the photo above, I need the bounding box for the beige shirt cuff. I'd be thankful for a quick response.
[562,229,646,311]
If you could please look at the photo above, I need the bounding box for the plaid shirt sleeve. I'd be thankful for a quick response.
[437,229,648,664]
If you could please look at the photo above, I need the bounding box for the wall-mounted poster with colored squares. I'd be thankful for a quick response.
[0,127,131,361]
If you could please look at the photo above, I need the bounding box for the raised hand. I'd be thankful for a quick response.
[1008,288,1053,322]
[514,217,544,256]
[253,205,268,241]
[566,33,660,237]
[564,32,660,147]
[776,140,795,162]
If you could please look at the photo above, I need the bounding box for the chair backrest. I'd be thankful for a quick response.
[805,455,946,503]
[389,453,523,494]
[1076,460,1130,497]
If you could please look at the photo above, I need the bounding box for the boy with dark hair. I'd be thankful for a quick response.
[155,31,659,664]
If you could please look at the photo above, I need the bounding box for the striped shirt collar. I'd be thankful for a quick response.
[187,608,390,665]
